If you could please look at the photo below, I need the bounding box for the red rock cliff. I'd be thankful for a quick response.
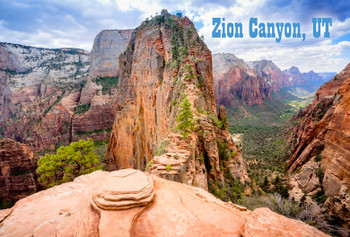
[0,138,37,208]
[287,63,350,226]
[106,11,249,189]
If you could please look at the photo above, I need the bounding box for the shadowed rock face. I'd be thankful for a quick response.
[213,53,271,106]
[287,63,350,226]
[0,169,329,237]
[0,138,37,208]
[106,11,249,189]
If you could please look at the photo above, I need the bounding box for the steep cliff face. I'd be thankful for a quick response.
[0,169,328,237]
[106,11,249,190]
[213,53,271,106]
[89,29,132,79]
[248,59,290,91]
[0,138,37,208]
[71,29,132,143]
[0,29,131,151]
[287,63,350,226]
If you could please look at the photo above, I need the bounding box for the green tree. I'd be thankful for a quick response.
[36,138,102,187]
[176,97,195,138]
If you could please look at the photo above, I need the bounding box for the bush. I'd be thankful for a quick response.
[36,138,102,188]
[154,139,169,156]
[166,164,172,171]
[76,103,91,114]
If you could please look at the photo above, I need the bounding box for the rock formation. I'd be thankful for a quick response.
[287,63,350,227]
[213,53,271,106]
[0,169,328,237]
[248,59,291,91]
[106,11,249,190]
[0,138,37,208]
[0,29,131,151]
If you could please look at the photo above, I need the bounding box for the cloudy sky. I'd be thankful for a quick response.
[1,0,349,72]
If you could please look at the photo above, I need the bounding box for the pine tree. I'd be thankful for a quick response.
[36,138,102,187]
[176,97,194,139]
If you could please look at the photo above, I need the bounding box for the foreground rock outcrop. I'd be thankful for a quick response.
[0,29,131,151]
[0,138,37,208]
[0,169,328,237]
[106,11,249,189]
[213,53,271,106]
[287,63,350,226]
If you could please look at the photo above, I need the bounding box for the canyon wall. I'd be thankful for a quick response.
[287,63,350,226]
[0,29,131,151]
[213,53,271,106]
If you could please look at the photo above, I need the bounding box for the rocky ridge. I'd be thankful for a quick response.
[0,169,328,237]
[106,11,249,190]
[287,63,350,226]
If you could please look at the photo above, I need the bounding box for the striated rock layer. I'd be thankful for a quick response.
[0,169,328,237]
[287,63,350,226]
[0,29,131,151]
[0,138,37,208]
[213,53,271,106]
[106,11,249,189]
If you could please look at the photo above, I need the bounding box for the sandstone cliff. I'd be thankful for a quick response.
[0,169,328,237]
[213,53,271,106]
[0,138,37,209]
[248,59,291,91]
[287,63,350,226]
[106,11,249,190]
[0,29,131,151]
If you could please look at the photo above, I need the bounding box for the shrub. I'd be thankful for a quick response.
[154,139,169,156]
[166,164,172,171]
[76,103,91,114]
[36,138,102,188]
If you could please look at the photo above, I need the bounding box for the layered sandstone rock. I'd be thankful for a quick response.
[287,63,350,226]
[0,169,328,237]
[248,59,290,91]
[0,138,37,208]
[0,29,131,151]
[106,11,249,189]
[213,53,271,106]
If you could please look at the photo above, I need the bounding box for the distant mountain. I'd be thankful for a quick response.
[213,53,271,106]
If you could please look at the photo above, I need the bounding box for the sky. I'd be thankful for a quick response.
[0,0,349,73]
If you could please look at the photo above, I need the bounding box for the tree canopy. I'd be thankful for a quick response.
[36,138,102,187]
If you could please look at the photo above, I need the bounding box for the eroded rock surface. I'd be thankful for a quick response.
[287,63,350,226]
[0,169,328,237]
[0,138,37,208]
[106,11,249,190]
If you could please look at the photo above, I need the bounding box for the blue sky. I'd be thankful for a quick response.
[0,0,349,72]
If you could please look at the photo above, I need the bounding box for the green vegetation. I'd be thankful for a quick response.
[166,164,172,171]
[36,138,102,188]
[154,139,169,156]
[95,76,118,95]
[209,176,245,203]
[75,128,111,136]
[176,97,195,139]
[76,103,91,114]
